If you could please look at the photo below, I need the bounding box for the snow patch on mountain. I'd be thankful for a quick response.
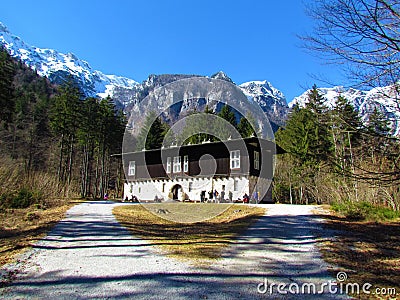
[0,22,139,97]
[0,21,290,128]
[291,86,400,136]
[239,80,288,127]
[2,20,398,136]
[210,71,234,83]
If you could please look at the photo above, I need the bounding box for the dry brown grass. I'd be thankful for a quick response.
[0,155,81,205]
[0,199,83,267]
[113,204,265,265]
[316,206,400,299]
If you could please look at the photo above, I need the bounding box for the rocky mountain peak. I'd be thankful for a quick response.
[239,80,288,128]
[0,22,139,98]
[1,21,397,135]
[0,22,9,33]
[142,74,200,88]
[210,71,234,83]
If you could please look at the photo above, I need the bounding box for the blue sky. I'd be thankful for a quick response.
[0,0,346,102]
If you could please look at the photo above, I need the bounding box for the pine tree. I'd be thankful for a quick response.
[275,106,317,163]
[136,111,170,150]
[330,95,362,174]
[306,84,327,116]
[217,104,236,126]
[49,79,83,185]
[77,97,100,197]
[0,48,55,174]
[76,96,126,198]
[364,107,392,159]
[96,96,125,197]
[275,105,325,203]
[179,106,218,145]
[305,85,332,162]
[366,107,390,136]
[238,113,256,138]
[216,104,238,140]
[0,47,15,126]
[332,95,362,137]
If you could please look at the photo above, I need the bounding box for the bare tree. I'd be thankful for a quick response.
[301,0,400,195]
[302,0,400,91]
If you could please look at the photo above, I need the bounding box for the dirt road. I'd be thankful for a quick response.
[0,202,346,299]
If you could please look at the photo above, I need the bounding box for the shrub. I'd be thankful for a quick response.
[0,188,43,209]
[13,188,35,208]
[331,201,400,222]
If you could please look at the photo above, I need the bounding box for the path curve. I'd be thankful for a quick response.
[0,202,346,299]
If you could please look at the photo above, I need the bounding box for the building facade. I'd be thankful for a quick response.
[123,137,281,203]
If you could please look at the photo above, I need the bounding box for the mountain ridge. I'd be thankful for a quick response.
[0,22,139,98]
[1,21,398,135]
[0,21,288,128]
[291,85,400,136]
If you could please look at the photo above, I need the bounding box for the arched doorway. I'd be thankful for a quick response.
[171,184,182,200]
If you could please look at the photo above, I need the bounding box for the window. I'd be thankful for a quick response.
[166,157,171,173]
[234,179,239,191]
[183,155,189,172]
[128,161,135,176]
[188,182,193,192]
[173,156,181,173]
[230,150,240,169]
[254,151,260,170]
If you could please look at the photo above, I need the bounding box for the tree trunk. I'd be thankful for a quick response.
[289,173,293,205]
[94,151,100,199]
[58,133,64,183]
[66,135,74,197]
[80,143,88,198]
[100,141,106,198]
[300,185,303,204]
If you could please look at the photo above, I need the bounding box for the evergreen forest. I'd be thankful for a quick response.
[0,47,126,208]
[274,85,400,219]
[1,45,399,219]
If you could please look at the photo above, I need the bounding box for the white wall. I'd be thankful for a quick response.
[124,176,249,202]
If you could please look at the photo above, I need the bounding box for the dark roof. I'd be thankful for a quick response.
[122,136,284,156]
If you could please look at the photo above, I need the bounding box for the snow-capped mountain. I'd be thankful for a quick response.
[291,86,400,136]
[0,21,288,129]
[211,71,234,83]
[239,80,288,127]
[117,72,288,132]
[207,73,289,126]
[2,21,399,136]
[0,22,138,97]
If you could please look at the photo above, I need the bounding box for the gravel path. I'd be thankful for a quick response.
[0,202,347,299]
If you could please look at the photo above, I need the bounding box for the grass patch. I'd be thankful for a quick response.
[0,199,83,268]
[140,203,233,223]
[113,203,265,265]
[331,201,400,222]
[316,206,400,299]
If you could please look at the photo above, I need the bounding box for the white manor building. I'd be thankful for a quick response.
[123,137,282,203]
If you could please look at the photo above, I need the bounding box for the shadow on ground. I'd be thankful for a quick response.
[1,203,347,299]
